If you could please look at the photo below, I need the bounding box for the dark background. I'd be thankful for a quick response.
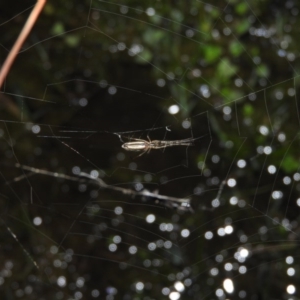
[1,1,300,299]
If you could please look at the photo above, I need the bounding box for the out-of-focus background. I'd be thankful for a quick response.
[1,1,300,299]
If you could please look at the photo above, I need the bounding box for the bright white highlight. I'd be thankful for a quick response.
[135,282,144,291]
[237,159,246,168]
[146,214,156,223]
[31,125,41,134]
[146,7,155,16]
[212,198,220,207]
[263,146,272,155]
[91,289,100,297]
[90,170,99,178]
[215,254,223,262]
[210,268,219,276]
[272,190,283,199]
[227,178,236,187]
[128,44,143,56]
[224,225,233,234]
[286,284,296,294]
[174,281,185,292]
[129,245,137,254]
[164,241,172,249]
[79,98,88,106]
[287,267,295,276]
[182,119,191,129]
[293,173,300,181]
[224,263,233,271]
[229,196,238,205]
[180,229,190,238]
[50,245,58,254]
[168,105,180,115]
[259,125,269,135]
[278,132,286,142]
[286,256,294,264]
[169,291,180,300]
[199,84,211,98]
[57,276,67,287]
[184,278,192,286]
[160,223,174,232]
[148,242,156,251]
[217,228,226,236]
[215,289,224,297]
[72,166,80,174]
[157,78,166,87]
[113,235,121,244]
[240,248,249,258]
[33,216,42,226]
[109,244,117,252]
[114,206,123,215]
[223,278,234,293]
[223,106,232,115]
[204,231,213,240]
[212,155,220,163]
[108,86,117,95]
[268,165,276,174]
[76,277,85,288]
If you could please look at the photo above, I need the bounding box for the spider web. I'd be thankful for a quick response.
[0,1,300,299]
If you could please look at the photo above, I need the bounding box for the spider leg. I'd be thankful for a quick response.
[146,146,152,155]
[136,149,147,158]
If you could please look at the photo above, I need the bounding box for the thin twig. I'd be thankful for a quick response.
[0,0,46,88]
[14,163,192,211]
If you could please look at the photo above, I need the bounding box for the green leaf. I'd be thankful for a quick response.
[282,155,299,173]
[256,64,269,78]
[203,45,222,63]
[200,20,212,33]
[210,8,221,19]
[64,35,80,47]
[222,88,243,103]
[170,9,184,22]
[235,3,248,15]
[235,19,250,35]
[143,29,165,45]
[135,49,153,64]
[229,41,244,57]
[243,104,254,116]
[51,22,65,35]
[217,58,238,78]
[250,47,260,56]
[151,15,161,25]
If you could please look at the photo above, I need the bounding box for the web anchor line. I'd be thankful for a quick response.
[14,163,192,211]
